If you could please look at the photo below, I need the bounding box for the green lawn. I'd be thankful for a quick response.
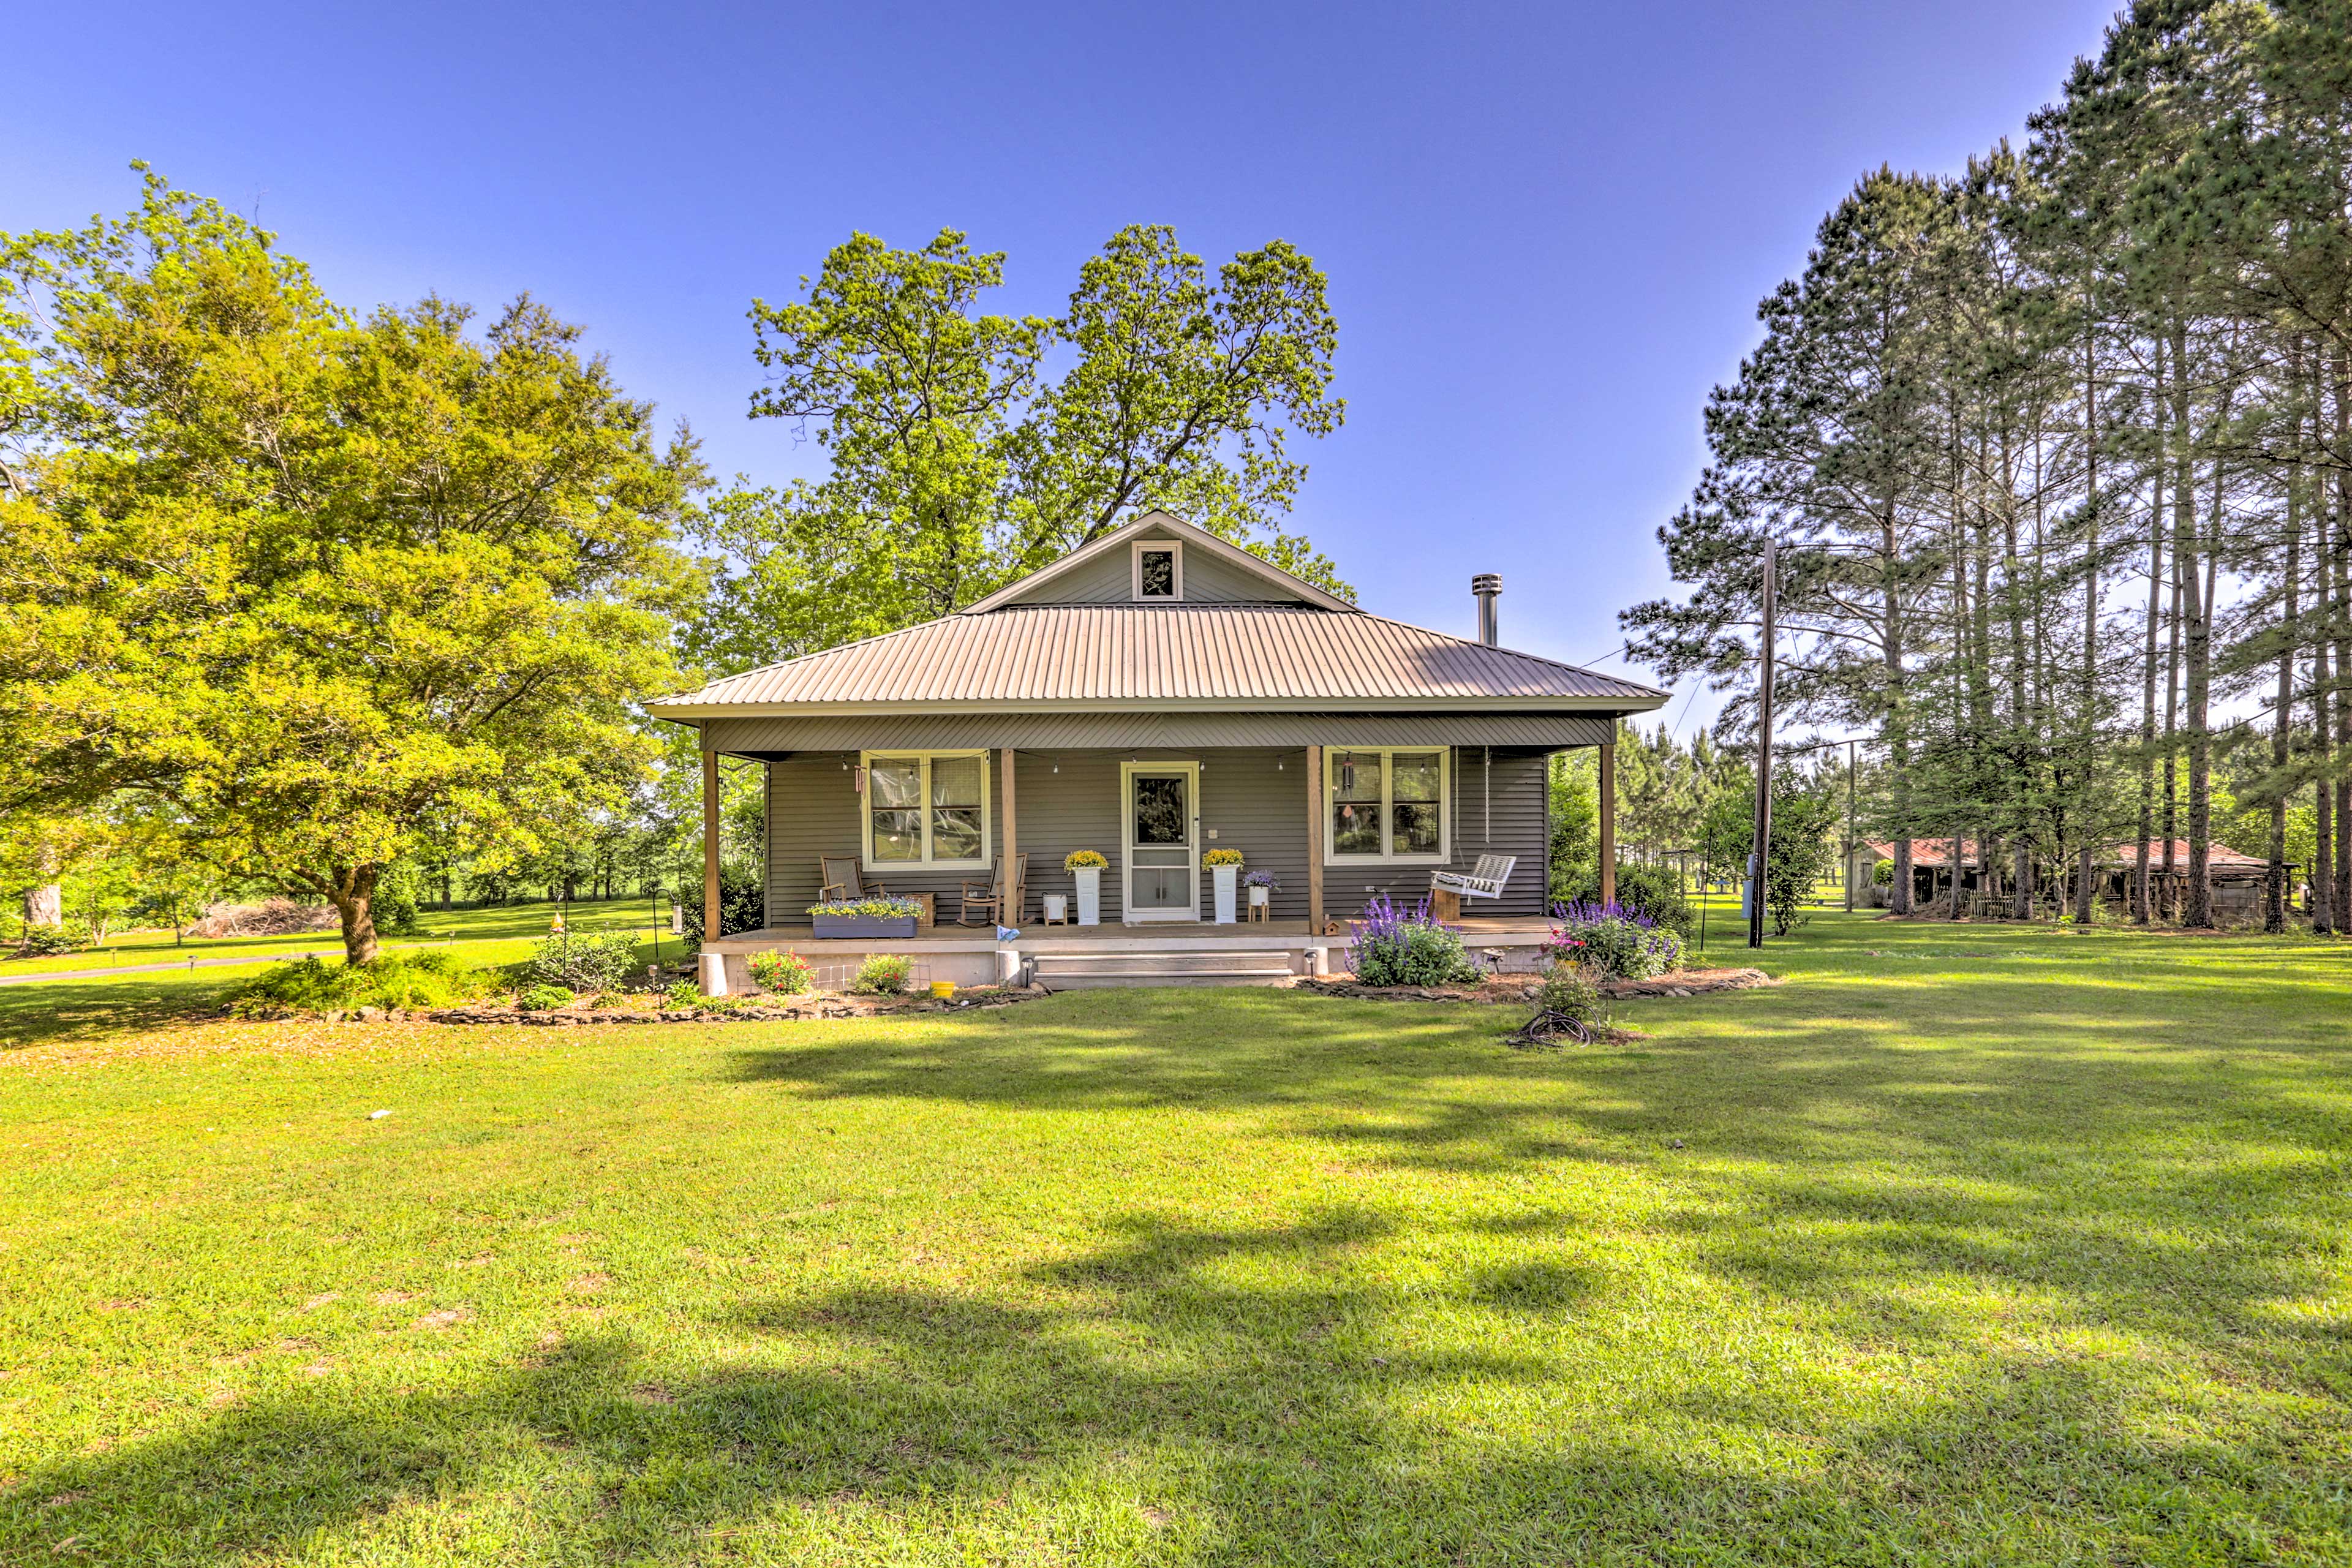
[1,915,2346,1564]
[0,897,670,980]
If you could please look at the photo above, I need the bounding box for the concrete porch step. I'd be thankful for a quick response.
[1030,948,1296,989]
[1035,949,1294,971]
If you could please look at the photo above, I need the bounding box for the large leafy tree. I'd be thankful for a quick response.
[0,172,706,962]
[691,224,1348,669]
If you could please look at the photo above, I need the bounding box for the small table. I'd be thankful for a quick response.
[1431,888,1462,922]
[908,892,936,930]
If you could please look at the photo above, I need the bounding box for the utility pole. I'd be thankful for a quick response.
[1749,538,1776,949]
[1844,737,1858,914]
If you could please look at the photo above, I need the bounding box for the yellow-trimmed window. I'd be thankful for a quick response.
[862,750,991,869]
[1325,747,1449,862]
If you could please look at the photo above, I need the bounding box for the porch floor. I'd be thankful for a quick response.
[707,915,1557,955]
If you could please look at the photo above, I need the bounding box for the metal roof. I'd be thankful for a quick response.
[652,605,1665,715]
[701,711,1617,755]
[1864,837,2267,870]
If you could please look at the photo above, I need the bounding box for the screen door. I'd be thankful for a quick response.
[1124,766,1198,921]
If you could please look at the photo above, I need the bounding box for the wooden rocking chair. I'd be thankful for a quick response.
[959,852,1027,926]
[819,856,885,902]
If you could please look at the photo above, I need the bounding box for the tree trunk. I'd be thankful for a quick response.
[2334,352,2351,926]
[2135,452,2163,922]
[328,864,382,965]
[2074,314,2100,925]
[2160,501,2183,919]
[1883,508,1914,918]
[2271,427,2301,935]
[22,881,62,930]
[2316,492,2337,933]
[2176,320,2215,930]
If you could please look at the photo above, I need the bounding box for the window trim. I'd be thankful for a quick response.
[1131,540,1184,601]
[1325,747,1451,864]
[859,748,993,872]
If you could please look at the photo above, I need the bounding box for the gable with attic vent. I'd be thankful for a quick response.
[992,530,1311,606]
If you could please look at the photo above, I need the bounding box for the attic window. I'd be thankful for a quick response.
[1132,541,1182,600]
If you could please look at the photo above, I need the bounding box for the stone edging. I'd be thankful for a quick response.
[427,987,1049,1025]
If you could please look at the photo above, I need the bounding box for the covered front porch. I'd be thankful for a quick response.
[688,724,1621,992]
[701,913,1564,991]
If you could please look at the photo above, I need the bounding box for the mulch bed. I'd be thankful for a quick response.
[1298,976,1543,1004]
[1301,967,1777,1005]
[1599,967,1779,998]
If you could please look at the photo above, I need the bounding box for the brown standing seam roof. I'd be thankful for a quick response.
[653,605,1664,709]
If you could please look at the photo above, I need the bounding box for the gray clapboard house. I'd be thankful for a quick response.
[650,511,1665,989]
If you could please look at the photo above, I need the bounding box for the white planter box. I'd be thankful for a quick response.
[1073,865,1101,926]
[1044,892,1068,922]
[1212,864,1238,924]
[1248,884,1269,907]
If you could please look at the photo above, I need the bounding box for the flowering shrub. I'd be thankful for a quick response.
[807,897,922,920]
[747,949,813,994]
[852,953,913,995]
[1203,848,1244,867]
[1346,894,1478,986]
[1550,899,1684,979]
[1064,850,1108,870]
[516,983,573,1011]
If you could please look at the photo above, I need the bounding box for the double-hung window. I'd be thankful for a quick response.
[862,750,990,869]
[1325,747,1449,862]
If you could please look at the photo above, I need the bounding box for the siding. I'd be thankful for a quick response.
[766,745,1555,928]
[1322,747,1551,922]
[764,753,1009,925]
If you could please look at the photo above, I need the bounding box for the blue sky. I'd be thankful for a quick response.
[6,0,2119,726]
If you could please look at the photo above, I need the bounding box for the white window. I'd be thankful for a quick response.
[1326,748,1449,862]
[1132,540,1183,600]
[861,750,991,870]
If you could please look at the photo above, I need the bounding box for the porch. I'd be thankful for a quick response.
[702,913,1563,992]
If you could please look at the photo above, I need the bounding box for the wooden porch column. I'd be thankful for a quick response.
[999,747,1018,921]
[701,743,720,946]
[1598,741,1616,905]
[1305,744,1324,934]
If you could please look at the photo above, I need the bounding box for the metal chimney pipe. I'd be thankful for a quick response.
[1471,573,1502,646]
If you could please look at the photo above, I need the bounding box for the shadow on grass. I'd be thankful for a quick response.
[6,1206,2321,1564]
[0,974,233,1049]
[725,969,2348,1360]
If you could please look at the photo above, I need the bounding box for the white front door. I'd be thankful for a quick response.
[1121,762,1199,922]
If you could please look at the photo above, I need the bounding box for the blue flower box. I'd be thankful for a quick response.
[811,913,918,940]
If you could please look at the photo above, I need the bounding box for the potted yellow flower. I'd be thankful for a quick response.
[1204,848,1244,924]
[1065,850,1107,926]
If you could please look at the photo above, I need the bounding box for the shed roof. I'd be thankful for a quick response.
[1863,837,2268,871]
[652,603,1665,716]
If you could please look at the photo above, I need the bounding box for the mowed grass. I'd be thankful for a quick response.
[0,897,666,979]
[0,916,2345,1564]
